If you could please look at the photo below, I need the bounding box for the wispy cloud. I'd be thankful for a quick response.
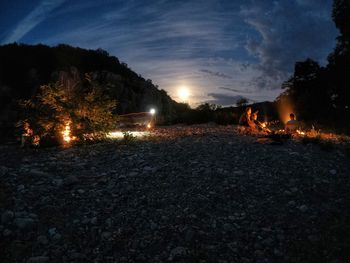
[1,0,67,44]
[200,69,232,79]
[219,87,254,94]
[207,93,249,106]
[1,0,337,105]
[240,0,337,89]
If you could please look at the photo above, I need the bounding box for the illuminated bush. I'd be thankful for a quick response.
[19,69,118,146]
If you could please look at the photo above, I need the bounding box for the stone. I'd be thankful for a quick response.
[48,227,57,236]
[64,175,79,186]
[288,201,296,206]
[105,218,113,228]
[329,169,337,175]
[0,166,9,176]
[168,246,188,261]
[233,170,244,176]
[17,184,25,191]
[90,217,98,225]
[29,169,50,177]
[14,218,35,231]
[37,235,49,245]
[101,231,112,240]
[26,256,49,263]
[299,205,308,212]
[52,178,63,186]
[1,210,14,224]
[3,228,12,237]
[52,233,62,241]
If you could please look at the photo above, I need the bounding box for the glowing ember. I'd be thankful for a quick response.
[147,123,152,129]
[261,122,267,128]
[23,122,33,137]
[22,121,40,146]
[296,130,305,135]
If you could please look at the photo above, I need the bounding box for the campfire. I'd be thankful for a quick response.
[261,120,350,144]
[61,121,76,144]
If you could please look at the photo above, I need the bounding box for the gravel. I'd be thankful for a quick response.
[0,125,350,262]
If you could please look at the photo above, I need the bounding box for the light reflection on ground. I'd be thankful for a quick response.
[106,131,151,139]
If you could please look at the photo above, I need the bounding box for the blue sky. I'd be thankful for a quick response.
[0,0,338,106]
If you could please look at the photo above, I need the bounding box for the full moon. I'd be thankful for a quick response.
[178,86,190,101]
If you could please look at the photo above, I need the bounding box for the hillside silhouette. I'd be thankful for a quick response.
[0,43,182,138]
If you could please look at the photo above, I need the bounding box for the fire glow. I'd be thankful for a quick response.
[62,121,75,143]
[296,130,306,136]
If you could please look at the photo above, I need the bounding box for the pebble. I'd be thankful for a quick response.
[52,233,62,241]
[37,235,49,245]
[14,218,35,231]
[168,246,188,261]
[0,166,9,176]
[299,205,308,212]
[1,210,14,224]
[0,125,349,262]
[48,227,57,236]
[90,217,98,225]
[3,229,12,237]
[329,169,337,175]
[26,256,49,263]
[233,170,244,176]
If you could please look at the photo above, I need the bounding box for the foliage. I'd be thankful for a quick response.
[278,0,350,133]
[0,43,183,140]
[19,69,118,145]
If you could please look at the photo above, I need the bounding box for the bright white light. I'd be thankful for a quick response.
[150,108,156,115]
[178,86,190,101]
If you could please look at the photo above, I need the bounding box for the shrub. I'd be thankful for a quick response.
[19,69,118,146]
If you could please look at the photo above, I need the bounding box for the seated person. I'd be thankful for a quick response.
[251,111,271,133]
[238,107,256,131]
[285,113,299,133]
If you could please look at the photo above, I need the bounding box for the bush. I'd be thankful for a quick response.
[19,69,118,146]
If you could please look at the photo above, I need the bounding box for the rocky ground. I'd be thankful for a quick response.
[1,125,350,263]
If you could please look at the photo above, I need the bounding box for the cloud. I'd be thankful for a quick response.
[2,0,337,105]
[200,69,232,79]
[1,0,67,44]
[207,93,249,106]
[240,0,337,89]
[219,87,254,94]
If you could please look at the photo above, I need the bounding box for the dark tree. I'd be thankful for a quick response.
[278,0,350,132]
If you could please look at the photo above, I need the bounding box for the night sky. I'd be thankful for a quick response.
[0,0,338,106]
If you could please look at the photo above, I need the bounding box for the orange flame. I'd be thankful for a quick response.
[62,121,75,143]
